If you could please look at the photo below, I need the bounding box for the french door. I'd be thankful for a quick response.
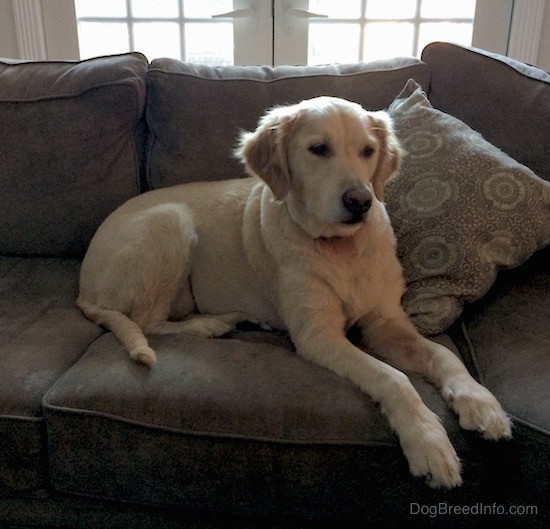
[19,1,517,66]
[74,0,479,65]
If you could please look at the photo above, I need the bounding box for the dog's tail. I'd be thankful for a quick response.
[77,299,157,366]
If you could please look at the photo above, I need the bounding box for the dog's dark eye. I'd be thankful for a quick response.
[309,144,331,157]
[361,146,375,158]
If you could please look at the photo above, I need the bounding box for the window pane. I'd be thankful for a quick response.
[76,0,126,18]
[184,0,233,18]
[308,0,362,19]
[134,22,180,60]
[366,0,417,19]
[421,0,477,19]
[78,22,129,59]
[185,23,233,65]
[308,23,360,65]
[363,22,414,61]
[418,22,473,52]
[132,0,178,19]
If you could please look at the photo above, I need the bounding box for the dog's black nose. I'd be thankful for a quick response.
[342,187,372,223]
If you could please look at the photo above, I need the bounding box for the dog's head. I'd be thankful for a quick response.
[236,96,402,239]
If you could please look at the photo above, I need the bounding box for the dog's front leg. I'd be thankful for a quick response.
[279,282,462,488]
[360,311,512,441]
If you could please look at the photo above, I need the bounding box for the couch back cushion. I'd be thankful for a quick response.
[146,57,430,189]
[422,42,550,182]
[0,53,147,257]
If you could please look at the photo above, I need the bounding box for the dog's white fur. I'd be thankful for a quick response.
[78,96,511,488]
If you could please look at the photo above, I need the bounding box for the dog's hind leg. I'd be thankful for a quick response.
[78,202,198,366]
[151,311,269,338]
[77,300,157,366]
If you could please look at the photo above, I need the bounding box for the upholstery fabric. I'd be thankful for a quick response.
[422,42,550,182]
[0,257,102,495]
[43,332,467,513]
[386,79,550,335]
[145,57,430,189]
[0,53,147,257]
[458,245,550,432]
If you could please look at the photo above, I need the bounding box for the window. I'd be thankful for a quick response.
[71,0,484,66]
[286,0,476,65]
[76,0,235,65]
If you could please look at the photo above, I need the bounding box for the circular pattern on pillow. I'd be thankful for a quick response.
[482,172,527,210]
[402,130,444,159]
[405,175,457,214]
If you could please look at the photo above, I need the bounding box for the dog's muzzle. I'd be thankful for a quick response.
[341,187,372,224]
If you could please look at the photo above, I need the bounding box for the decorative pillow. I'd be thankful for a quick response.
[386,79,550,335]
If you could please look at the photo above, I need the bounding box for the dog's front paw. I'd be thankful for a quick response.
[400,410,463,489]
[443,381,512,440]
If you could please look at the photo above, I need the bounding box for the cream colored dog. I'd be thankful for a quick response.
[78,96,511,489]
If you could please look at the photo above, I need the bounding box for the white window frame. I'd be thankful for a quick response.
[11,0,543,67]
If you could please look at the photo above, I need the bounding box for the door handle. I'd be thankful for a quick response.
[212,8,255,19]
[286,8,328,20]
[285,7,327,32]
[212,6,258,33]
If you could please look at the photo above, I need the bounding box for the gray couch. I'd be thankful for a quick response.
[1,42,548,528]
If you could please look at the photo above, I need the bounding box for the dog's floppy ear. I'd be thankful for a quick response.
[235,106,300,200]
[369,112,403,202]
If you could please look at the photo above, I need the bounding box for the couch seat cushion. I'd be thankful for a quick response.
[0,257,102,496]
[458,246,550,433]
[145,57,430,189]
[0,53,147,257]
[451,248,550,514]
[43,331,478,516]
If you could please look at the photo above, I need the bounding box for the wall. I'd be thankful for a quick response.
[539,2,550,69]
[0,1,18,58]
